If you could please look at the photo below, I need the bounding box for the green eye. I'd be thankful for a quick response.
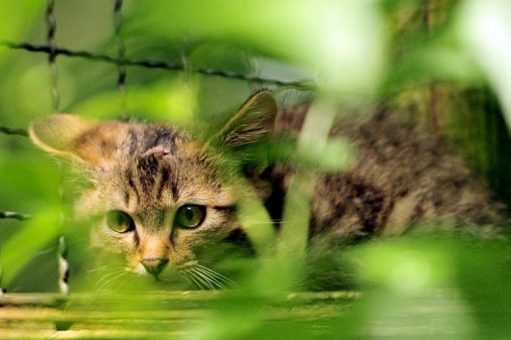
[107,210,135,233]
[174,205,206,229]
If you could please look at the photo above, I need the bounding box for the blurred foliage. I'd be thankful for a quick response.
[1,0,511,338]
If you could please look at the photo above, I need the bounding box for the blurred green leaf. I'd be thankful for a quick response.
[458,0,511,131]
[74,79,198,124]
[0,0,45,65]
[0,152,61,212]
[297,138,356,172]
[1,208,60,285]
[237,196,275,255]
[126,0,386,95]
[351,237,456,292]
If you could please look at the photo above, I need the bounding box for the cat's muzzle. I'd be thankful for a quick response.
[141,258,169,279]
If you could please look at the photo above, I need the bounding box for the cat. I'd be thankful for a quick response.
[29,90,505,288]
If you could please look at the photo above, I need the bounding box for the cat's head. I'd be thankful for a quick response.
[29,91,277,280]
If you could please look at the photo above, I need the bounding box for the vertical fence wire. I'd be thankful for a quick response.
[46,0,69,295]
[46,0,60,112]
[113,0,127,114]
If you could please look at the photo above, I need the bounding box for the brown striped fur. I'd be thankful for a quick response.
[29,91,504,282]
[270,104,504,241]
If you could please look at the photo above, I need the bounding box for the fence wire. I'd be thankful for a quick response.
[43,0,70,296]
[0,126,28,137]
[0,211,30,221]
[0,38,314,136]
[46,0,59,111]
[113,0,127,112]
[0,41,315,90]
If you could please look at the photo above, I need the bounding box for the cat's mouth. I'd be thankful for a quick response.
[129,261,169,281]
[177,263,236,290]
[141,258,169,279]
[129,260,235,289]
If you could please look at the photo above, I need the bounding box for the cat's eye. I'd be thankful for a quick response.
[106,210,135,233]
[174,205,206,229]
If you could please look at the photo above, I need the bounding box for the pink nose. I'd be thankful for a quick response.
[141,258,169,278]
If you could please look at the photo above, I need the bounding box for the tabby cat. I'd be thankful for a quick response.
[29,91,504,287]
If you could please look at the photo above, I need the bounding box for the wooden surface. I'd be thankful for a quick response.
[0,291,362,338]
[0,290,477,339]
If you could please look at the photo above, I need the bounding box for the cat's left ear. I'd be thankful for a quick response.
[29,114,127,167]
[214,91,278,148]
[29,113,93,160]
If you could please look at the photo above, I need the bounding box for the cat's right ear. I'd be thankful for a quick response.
[29,114,93,162]
[212,91,278,149]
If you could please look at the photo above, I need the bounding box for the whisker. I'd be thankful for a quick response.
[180,269,203,290]
[243,219,294,225]
[186,269,216,290]
[196,264,237,286]
[94,270,127,291]
[183,270,207,290]
[93,271,121,288]
[96,272,129,291]
[191,264,237,290]
[179,270,196,289]
[188,268,218,290]
[88,266,110,273]
[96,272,126,291]
[114,272,135,291]
[189,267,225,289]
[88,265,126,273]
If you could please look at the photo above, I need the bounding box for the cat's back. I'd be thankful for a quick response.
[272,104,504,240]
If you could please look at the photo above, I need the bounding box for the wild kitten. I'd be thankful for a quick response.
[29,91,505,287]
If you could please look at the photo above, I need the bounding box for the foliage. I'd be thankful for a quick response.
[1,0,511,338]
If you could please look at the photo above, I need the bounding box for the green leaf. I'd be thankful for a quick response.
[1,208,60,286]
[126,0,386,95]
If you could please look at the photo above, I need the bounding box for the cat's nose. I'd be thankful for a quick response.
[141,258,169,278]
